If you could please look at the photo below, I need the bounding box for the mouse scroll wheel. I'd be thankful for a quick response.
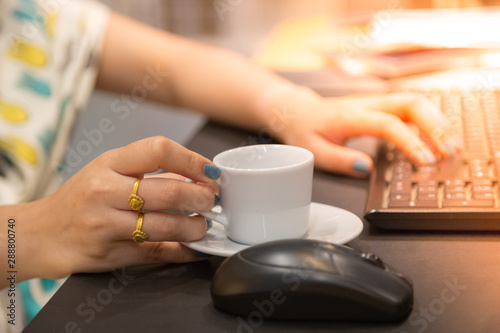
[361,252,385,268]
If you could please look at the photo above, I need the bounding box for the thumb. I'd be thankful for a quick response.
[309,137,373,178]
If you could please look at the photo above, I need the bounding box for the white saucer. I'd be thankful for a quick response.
[183,202,363,257]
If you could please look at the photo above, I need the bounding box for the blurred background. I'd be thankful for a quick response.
[98,0,491,55]
[63,0,499,180]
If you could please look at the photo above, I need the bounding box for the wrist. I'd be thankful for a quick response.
[255,84,320,142]
[15,197,68,282]
[14,200,45,282]
[0,201,44,285]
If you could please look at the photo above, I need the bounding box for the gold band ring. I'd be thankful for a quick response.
[128,179,145,211]
[132,212,148,243]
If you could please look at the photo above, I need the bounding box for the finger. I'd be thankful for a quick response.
[114,210,208,242]
[130,242,203,264]
[307,135,373,177]
[336,110,437,165]
[356,92,462,156]
[90,242,204,272]
[103,136,221,182]
[143,172,218,192]
[118,176,217,212]
[145,172,187,181]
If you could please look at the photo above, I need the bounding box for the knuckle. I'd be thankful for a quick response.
[190,215,208,240]
[155,214,204,241]
[159,180,184,207]
[409,92,427,104]
[94,147,118,167]
[399,92,428,109]
[371,113,409,142]
[380,113,402,127]
[158,216,184,240]
[186,152,200,170]
[194,186,215,212]
[146,242,168,262]
[86,173,113,199]
[161,181,215,212]
[166,242,190,263]
[85,246,110,261]
[80,213,110,240]
[83,215,103,231]
[78,219,110,259]
[146,136,171,157]
[371,113,401,135]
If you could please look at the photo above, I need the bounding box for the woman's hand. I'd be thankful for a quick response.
[262,88,462,177]
[18,136,220,281]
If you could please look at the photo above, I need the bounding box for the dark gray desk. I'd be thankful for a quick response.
[25,122,500,333]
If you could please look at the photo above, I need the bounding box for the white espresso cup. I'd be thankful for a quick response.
[200,144,314,245]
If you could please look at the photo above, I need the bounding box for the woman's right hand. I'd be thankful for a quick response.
[18,136,220,282]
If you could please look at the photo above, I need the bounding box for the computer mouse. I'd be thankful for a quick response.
[210,239,413,322]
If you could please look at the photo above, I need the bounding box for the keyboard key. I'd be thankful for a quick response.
[417,185,438,193]
[472,185,492,192]
[414,159,468,181]
[418,180,438,187]
[390,181,412,193]
[392,172,411,181]
[419,192,438,200]
[388,200,413,208]
[470,170,491,179]
[390,193,411,201]
[413,165,439,181]
[445,180,466,186]
[471,179,492,186]
[442,200,494,208]
[445,192,466,200]
[463,152,490,160]
[473,192,494,200]
[413,200,439,208]
[393,164,412,174]
[445,185,466,193]
[388,199,439,208]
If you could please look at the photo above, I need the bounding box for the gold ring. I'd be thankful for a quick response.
[132,212,148,243]
[128,179,145,211]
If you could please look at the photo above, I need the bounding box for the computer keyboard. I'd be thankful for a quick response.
[364,89,500,231]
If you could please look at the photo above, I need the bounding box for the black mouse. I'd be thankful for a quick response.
[210,239,413,322]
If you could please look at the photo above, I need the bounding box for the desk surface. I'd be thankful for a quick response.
[25,122,500,333]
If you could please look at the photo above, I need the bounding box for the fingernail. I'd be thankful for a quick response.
[206,218,213,231]
[443,137,456,156]
[196,251,213,258]
[415,146,436,164]
[204,164,221,180]
[452,134,464,151]
[353,160,370,174]
[213,195,220,207]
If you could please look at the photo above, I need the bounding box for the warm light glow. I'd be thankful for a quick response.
[338,58,367,76]
[479,53,500,67]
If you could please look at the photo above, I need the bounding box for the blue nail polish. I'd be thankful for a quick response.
[206,218,213,231]
[204,164,221,180]
[196,251,213,258]
[353,160,370,174]
[213,195,220,207]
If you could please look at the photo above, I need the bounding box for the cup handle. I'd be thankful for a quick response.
[197,210,229,228]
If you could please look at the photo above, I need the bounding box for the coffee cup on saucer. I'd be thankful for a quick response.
[199,144,314,246]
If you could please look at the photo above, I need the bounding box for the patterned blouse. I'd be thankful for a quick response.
[0,0,109,331]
